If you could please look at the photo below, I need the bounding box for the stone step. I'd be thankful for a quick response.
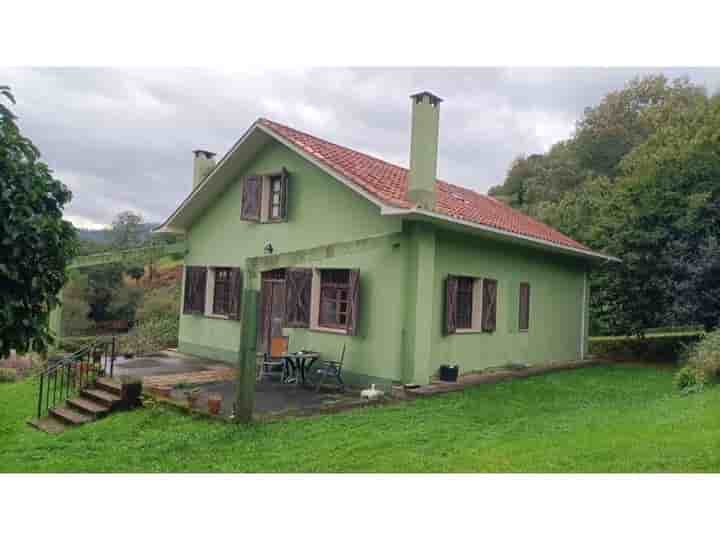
[67,396,111,418]
[81,388,122,408]
[28,416,68,434]
[50,406,93,426]
[95,377,122,396]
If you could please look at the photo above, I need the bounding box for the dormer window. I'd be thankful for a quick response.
[240,169,289,223]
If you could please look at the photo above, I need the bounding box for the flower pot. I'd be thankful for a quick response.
[439,364,459,382]
[207,394,222,415]
[186,391,201,409]
[120,378,143,409]
[154,386,172,399]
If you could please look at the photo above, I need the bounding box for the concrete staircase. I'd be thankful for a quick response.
[30,377,124,434]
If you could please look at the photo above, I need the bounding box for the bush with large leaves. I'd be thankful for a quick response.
[0,86,77,356]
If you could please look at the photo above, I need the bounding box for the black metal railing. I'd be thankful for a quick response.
[36,336,117,419]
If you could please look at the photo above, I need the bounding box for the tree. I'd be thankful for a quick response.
[591,94,720,334]
[111,210,144,249]
[126,264,145,284]
[0,86,77,356]
[84,263,141,323]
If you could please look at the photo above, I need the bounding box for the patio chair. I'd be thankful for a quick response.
[313,343,346,392]
[260,336,291,383]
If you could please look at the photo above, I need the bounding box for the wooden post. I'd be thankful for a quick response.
[48,287,64,352]
[234,286,258,423]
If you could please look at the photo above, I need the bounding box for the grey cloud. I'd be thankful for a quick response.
[1,67,718,228]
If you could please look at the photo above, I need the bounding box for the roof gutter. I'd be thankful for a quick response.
[382,207,621,263]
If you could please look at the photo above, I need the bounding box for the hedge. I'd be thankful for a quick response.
[589,333,704,363]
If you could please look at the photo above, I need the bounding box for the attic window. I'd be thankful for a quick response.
[241,169,289,223]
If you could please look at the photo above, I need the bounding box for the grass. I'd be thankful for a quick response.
[2,363,719,472]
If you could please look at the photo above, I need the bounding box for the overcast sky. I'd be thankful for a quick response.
[2,67,720,229]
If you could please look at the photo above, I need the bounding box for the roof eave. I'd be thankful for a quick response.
[383,207,620,263]
[255,123,397,213]
[157,119,266,233]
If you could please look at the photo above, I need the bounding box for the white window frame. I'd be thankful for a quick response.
[204,266,231,319]
[258,172,285,223]
[455,277,485,334]
[309,268,350,335]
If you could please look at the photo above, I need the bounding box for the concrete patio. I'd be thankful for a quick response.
[114,350,377,419]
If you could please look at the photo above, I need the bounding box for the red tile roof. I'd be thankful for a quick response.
[259,118,591,252]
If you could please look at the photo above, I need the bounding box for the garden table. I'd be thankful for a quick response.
[283,351,320,386]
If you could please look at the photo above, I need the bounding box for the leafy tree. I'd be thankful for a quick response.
[84,263,142,324]
[126,265,145,284]
[0,86,77,356]
[591,94,720,334]
[111,210,144,249]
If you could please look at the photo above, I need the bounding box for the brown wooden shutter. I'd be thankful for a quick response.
[194,267,207,314]
[278,168,289,221]
[444,275,458,335]
[346,269,360,336]
[285,267,312,327]
[227,268,243,320]
[519,282,530,331]
[482,278,498,332]
[183,266,194,314]
[183,266,207,315]
[240,175,261,221]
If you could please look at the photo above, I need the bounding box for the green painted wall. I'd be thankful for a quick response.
[281,238,407,387]
[178,135,591,389]
[180,139,402,365]
[424,229,589,382]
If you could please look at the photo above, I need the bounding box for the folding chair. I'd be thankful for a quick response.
[261,336,290,383]
[313,343,346,392]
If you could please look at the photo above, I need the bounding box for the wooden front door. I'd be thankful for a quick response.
[258,269,286,353]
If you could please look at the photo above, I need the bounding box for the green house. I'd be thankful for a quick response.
[157,91,616,389]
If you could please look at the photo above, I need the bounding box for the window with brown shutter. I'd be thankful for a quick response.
[519,282,530,331]
[455,276,474,329]
[481,278,498,332]
[240,175,261,221]
[212,268,232,316]
[267,169,289,222]
[183,266,207,315]
[285,267,312,327]
[312,268,360,335]
[319,269,351,329]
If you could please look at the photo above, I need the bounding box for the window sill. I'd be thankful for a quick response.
[455,328,484,334]
[205,314,237,321]
[309,325,348,335]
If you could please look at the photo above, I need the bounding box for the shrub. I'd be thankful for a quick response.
[0,368,18,383]
[673,366,707,395]
[117,313,179,357]
[589,333,703,362]
[683,329,720,380]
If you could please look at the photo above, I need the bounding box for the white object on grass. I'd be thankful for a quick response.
[361,384,384,400]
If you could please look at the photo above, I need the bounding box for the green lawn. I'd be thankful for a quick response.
[2,363,719,472]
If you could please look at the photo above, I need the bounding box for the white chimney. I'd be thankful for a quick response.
[192,149,217,190]
[407,91,442,210]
